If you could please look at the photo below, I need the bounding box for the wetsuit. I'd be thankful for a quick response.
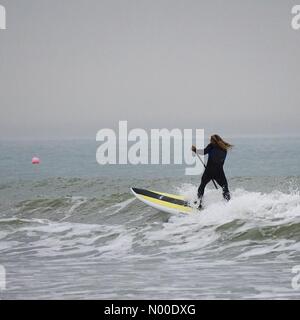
[197,143,230,201]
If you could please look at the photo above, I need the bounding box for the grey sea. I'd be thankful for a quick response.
[0,136,300,299]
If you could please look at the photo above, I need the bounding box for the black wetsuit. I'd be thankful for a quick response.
[198,143,230,201]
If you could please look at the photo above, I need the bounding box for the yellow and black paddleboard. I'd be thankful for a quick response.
[131,187,195,214]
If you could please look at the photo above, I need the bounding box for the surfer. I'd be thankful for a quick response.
[192,134,233,209]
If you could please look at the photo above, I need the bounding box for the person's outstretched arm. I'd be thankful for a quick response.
[192,144,212,155]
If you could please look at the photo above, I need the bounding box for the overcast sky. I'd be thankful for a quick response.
[0,0,299,139]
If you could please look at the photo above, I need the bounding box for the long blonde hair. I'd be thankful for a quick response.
[211,134,233,151]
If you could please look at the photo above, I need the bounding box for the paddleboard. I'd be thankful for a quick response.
[131,187,198,214]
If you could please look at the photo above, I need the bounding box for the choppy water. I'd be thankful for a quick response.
[0,138,300,299]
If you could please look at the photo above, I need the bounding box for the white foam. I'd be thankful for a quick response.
[144,184,300,255]
[3,185,300,261]
[103,198,135,216]
[60,196,88,221]
[11,220,133,258]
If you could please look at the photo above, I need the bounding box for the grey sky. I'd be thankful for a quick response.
[0,0,299,139]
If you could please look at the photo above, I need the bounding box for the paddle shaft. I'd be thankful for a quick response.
[194,152,218,190]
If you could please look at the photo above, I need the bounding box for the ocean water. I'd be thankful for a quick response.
[0,137,300,299]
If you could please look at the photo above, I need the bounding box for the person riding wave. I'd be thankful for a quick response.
[192,134,233,209]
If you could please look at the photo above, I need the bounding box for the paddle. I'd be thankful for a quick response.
[193,149,218,190]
